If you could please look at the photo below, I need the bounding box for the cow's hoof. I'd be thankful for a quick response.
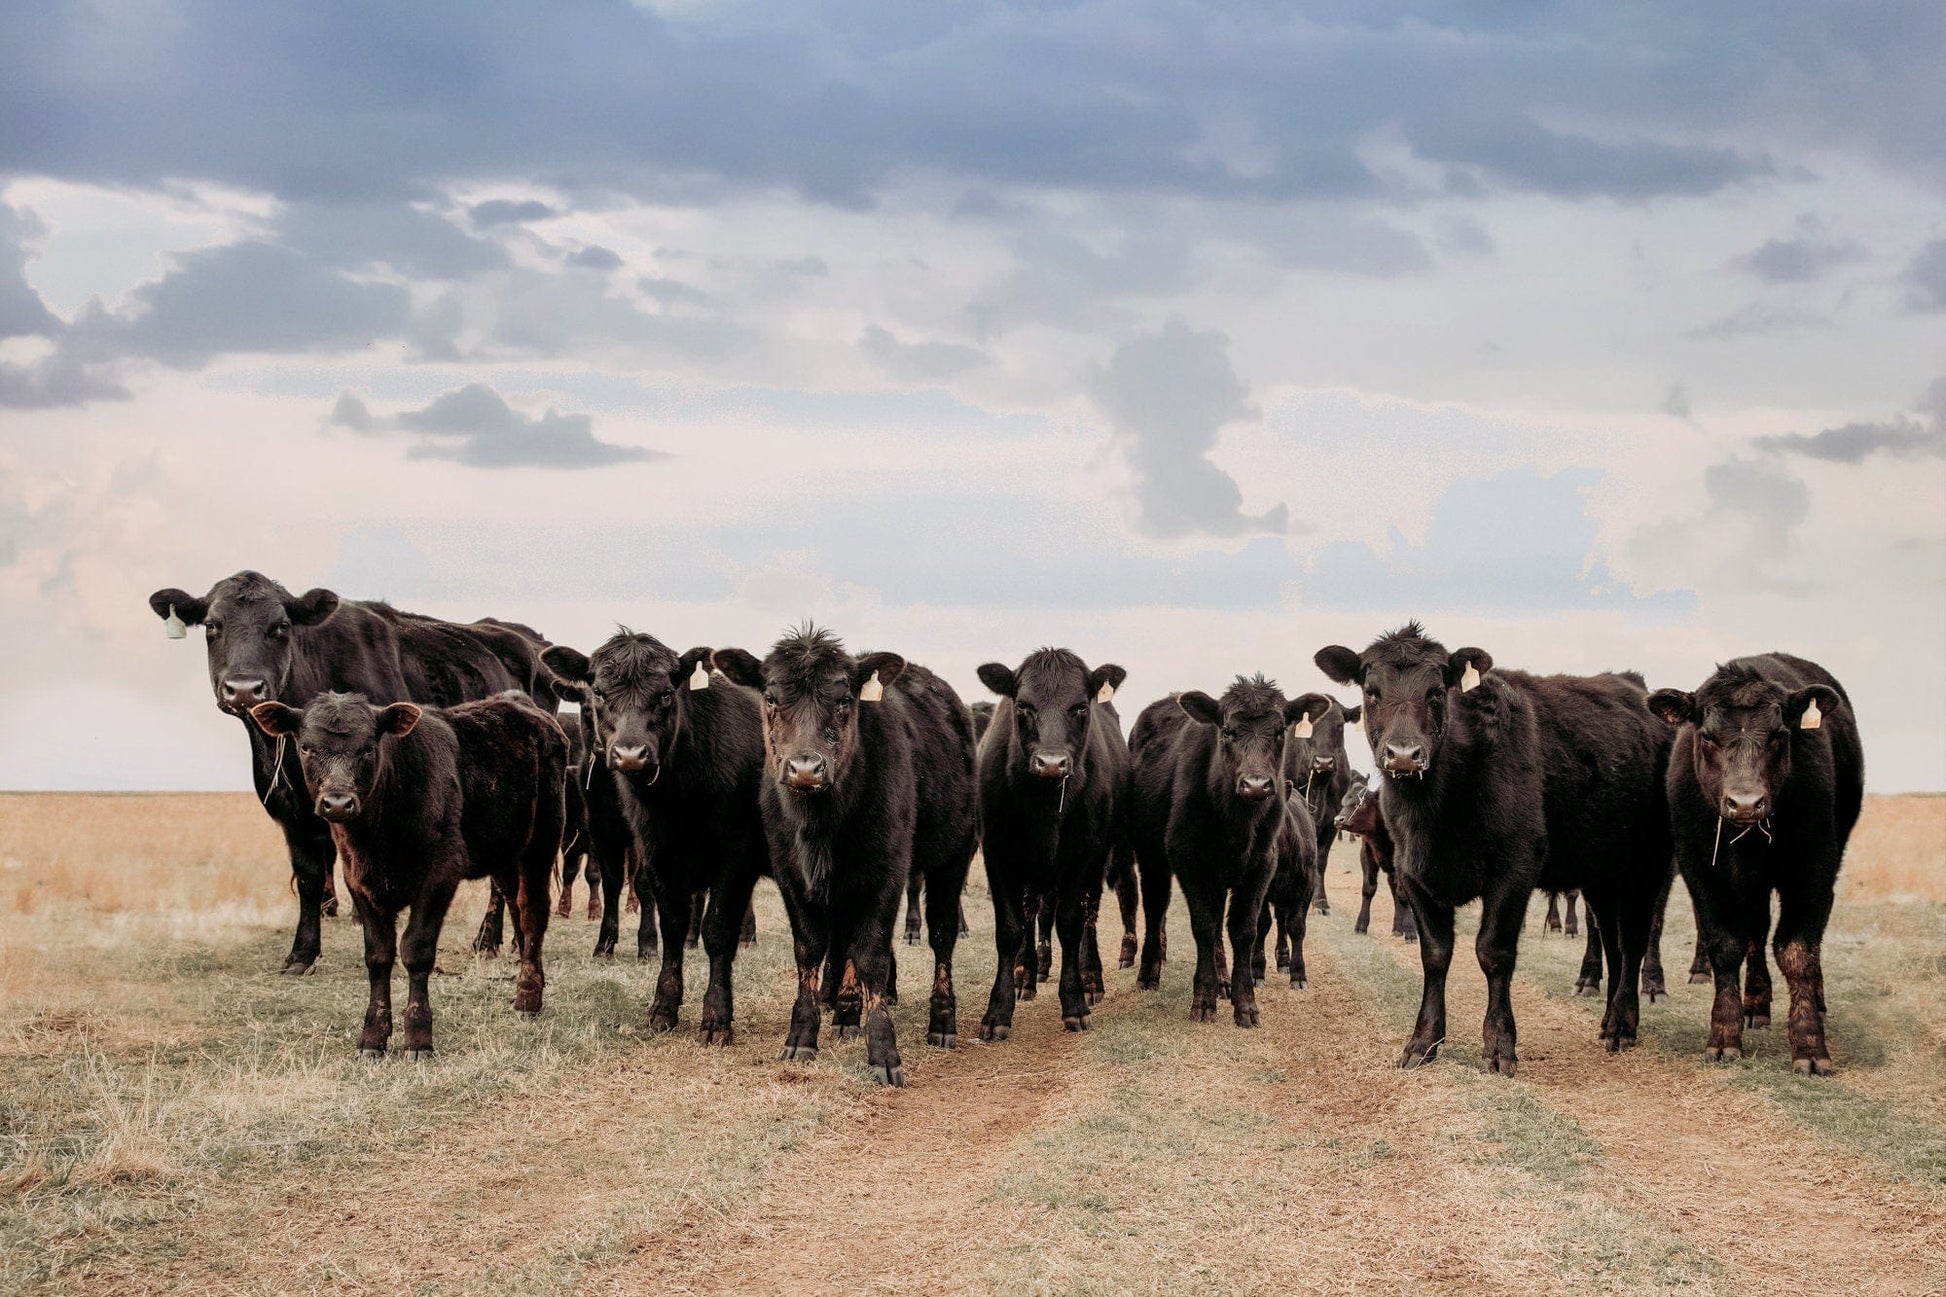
[1792,1056,1834,1077]
[515,1008,541,1021]
[402,1048,434,1062]
[1486,1056,1517,1078]
[1398,1043,1438,1069]
[870,1064,906,1088]
[1275,952,1290,971]
[700,1025,733,1047]
[833,1024,862,1041]
[280,959,317,976]
[978,1022,1010,1042]
[1061,1015,1089,1032]
[1085,991,1103,1007]
[1575,982,1602,997]
[321,897,340,918]
[1289,975,1307,990]
[1744,1012,1770,1030]
[1705,1045,1742,1063]
[357,1047,385,1061]
[926,1032,957,1049]
[1190,1002,1216,1023]
[1688,971,1711,985]
[1137,976,1160,991]
[904,933,920,947]
[648,1013,678,1035]
[1234,1007,1260,1028]
[781,1045,817,1063]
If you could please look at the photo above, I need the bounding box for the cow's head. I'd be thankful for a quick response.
[711,626,901,797]
[540,631,710,783]
[1177,674,1309,804]
[978,649,1125,784]
[1284,693,1361,778]
[1315,623,1490,781]
[1648,666,1841,825]
[149,572,340,715]
[249,692,420,823]
[1336,774,1379,836]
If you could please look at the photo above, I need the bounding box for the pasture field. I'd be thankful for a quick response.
[1,792,1942,1295]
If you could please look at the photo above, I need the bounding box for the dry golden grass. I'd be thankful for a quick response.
[0,791,1941,1295]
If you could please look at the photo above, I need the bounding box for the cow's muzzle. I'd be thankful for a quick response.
[1382,741,1427,779]
[316,793,359,822]
[783,753,829,792]
[1236,775,1276,801]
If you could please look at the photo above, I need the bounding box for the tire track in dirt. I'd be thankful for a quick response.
[1346,888,1946,1295]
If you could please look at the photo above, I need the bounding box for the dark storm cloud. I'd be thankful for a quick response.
[1090,319,1286,540]
[7,2,1931,211]
[330,383,658,468]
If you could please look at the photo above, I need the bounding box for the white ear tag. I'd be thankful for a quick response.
[1096,682,1115,704]
[689,662,710,691]
[1460,663,1481,693]
[1293,712,1314,739]
[164,606,187,639]
[859,671,884,702]
[1800,698,1822,730]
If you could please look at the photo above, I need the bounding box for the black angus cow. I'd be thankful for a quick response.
[1131,676,1310,1027]
[249,692,565,1056]
[973,649,1130,1037]
[148,572,547,973]
[542,632,769,1042]
[1570,876,1678,1002]
[1282,695,1361,917]
[1255,785,1319,988]
[1334,774,1417,941]
[713,628,978,1085]
[1648,655,1862,1075]
[1315,625,1673,1073]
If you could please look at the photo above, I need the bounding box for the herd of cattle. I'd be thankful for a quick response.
[147,572,1866,1084]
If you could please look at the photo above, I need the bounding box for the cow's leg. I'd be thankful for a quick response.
[1544,891,1562,934]
[399,878,459,1060]
[903,872,924,946]
[924,863,963,1049]
[699,868,759,1046]
[1574,895,1605,996]
[1288,865,1314,988]
[1182,880,1224,1024]
[646,886,691,1033]
[850,928,904,1087]
[635,870,658,961]
[320,863,340,918]
[511,800,558,1016]
[556,831,584,919]
[1273,897,1292,971]
[282,823,334,975]
[1688,896,1711,985]
[1400,882,1454,1068]
[1013,894,1041,1002]
[1054,881,1091,1031]
[980,882,1026,1042]
[1036,903,1054,983]
[832,940,865,1040]
[783,923,828,1063]
[1641,871,1672,1003]
[685,890,705,948]
[1355,849,1379,936]
[584,854,602,922]
[352,894,396,1058]
[1774,884,1836,1076]
[1227,885,1263,1028]
[1564,890,1580,939]
[1136,852,1172,990]
[740,897,758,948]
[1078,882,1106,1006]
[472,882,506,958]
[1112,855,1140,970]
[1743,899,1774,1029]
[1590,882,1648,1052]
[1252,898,1272,987]
[1475,882,1525,1076]
[593,842,625,959]
[1688,866,1753,1062]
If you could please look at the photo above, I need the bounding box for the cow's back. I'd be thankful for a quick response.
[446,695,569,871]
[885,660,979,868]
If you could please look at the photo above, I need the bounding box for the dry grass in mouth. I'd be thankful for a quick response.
[1,791,1941,1295]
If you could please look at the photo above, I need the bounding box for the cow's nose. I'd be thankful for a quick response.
[1722,791,1768,822]
[317,793,358,820]
[1237,775,1275,800]
[1031,751,1071,780]
[609,744,650,772]
[784,753,827,790]
[222,678,267,707]
[1312,756,1337,772]
[1383,742,1426,775]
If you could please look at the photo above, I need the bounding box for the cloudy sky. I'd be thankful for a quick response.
[3,1,1942,790]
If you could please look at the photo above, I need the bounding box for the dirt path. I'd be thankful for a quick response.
[1345,890,1946,1295]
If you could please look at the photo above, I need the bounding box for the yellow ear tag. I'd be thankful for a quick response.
[860,671,884,702]
[1293,712,1314,739]
[689,663,710,691]
[1460,663,1481,693]
[1096,682,1115,704]
[164,606,187,639]
[1800,698,1821,730]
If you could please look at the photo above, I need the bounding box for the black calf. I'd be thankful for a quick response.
[1282,695,1361,917]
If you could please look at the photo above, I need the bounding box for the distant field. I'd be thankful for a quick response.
[1,792,1941,1295]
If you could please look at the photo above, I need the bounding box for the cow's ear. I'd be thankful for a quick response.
[1646,689,1694,727]
[1446,647,1492,690]
[710,648,764,689]
[150,588,209,626]
[249,701,303,737]
[1177,691,1222,726]
[285,588,340,626]
[855,652,905,698]
[1786,685,1841,731]
[976,662,1018,698]
[540,645,592,685]
[1314,646,1362,686]
[677,647,713,690]
[1287,692,1332,728]
[1087,663,1127,703]
[1342,702,1363,723]
[376,702,423,738]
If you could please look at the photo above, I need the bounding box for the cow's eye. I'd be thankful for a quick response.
[764,692,779,707]
[1017,705,1036,721]
[267,623,289,640]
[657,690,673,706]
[1070,704,1088,720]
